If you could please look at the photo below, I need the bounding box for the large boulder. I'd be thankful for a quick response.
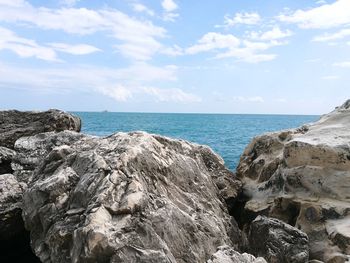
[237,100,350,262]
[207,245,267,263]
[22,131,242,263]
[248,216,309,263]
[0,109,81,149]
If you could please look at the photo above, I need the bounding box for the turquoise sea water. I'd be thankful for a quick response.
[74,112,319,170]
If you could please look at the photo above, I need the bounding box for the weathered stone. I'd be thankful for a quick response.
[0,173,26,240]
[207,245,267,263]
[248,216,309,263]
[237,100,350,262]
[13,131,86,183]
[22,131,242,263]
[0,146,15,174]
[0,109,81,149]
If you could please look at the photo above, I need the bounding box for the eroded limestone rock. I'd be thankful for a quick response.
[237,100,350,262]
[22,131,242,263]
[207,245,267,263]
[248,216,309,263]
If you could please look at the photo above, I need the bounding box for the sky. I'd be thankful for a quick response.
[0,0,349,114]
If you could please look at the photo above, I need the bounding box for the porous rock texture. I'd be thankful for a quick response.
[22,131,243,263]
[207,245,267,263]
[0,109,81,149]
[248,216,309,263]
[237,100,350,262]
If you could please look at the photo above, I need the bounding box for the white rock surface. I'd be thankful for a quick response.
[237,100,350,262]
[207,245,267,263]
[22,131,242,263]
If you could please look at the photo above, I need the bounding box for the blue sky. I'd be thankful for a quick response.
[0,0,349,114]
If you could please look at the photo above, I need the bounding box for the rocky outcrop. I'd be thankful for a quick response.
[0,110,82,262]
[0,174,26,241]
[0,146,15,174]
[248,216,309,263]
[0,109,81,149]
[207,245,267,263]
[13,131,86,183]
[22,131,242,263]
[237,100,350,262]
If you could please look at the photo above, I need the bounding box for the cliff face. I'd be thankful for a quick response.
[237,100,350,262]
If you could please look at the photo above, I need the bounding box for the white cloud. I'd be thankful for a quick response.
[48,43,101,55]
[0,61,193,104]
[186,32,240,54]
[233,96,265,103]
[161,0,178,12]
[0,26,58,61]
[333,61,350,67]
[217,12,261,28]
[131,3,154,16]
[313,28,350,42]
[186,32,285,63]
[249,26,293,41]
[161,0,179,22]
[98,85,133,102]
[142,87,201,103]
[278,0,350,29]
[0,1,166,61]
[322,75,339,80]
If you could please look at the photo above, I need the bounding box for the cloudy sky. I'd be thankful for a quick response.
[0,0,349,114]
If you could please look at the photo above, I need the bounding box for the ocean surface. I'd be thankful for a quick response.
[74,112,319,170]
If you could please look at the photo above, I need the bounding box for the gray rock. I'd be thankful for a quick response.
[0,146,15,174]
[237,100,350,262]
[207,245,267,263]
[248,216,309,263]
[22,131,242,263]
[0,173,27,241]
[0,109,81,149]
[13,131,86,183]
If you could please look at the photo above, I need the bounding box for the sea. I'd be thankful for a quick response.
[74,112,319,171]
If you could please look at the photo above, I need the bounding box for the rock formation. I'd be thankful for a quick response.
[207,245,267,263]
[2,101,350,263]
[248,216,309,263]
[0,110,82,262]
[237,100,350,262]
[0,109,81,149]
[22,131,242,263]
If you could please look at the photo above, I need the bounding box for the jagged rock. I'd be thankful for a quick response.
[0,173,27,241]
[248,216,309,263]
[0,110,81,262]
[0,109,81,149]
[22,131,242,263]
[237,100,350,262]
[207,245,267,263]
[13,131,86,183]
[0,173,40,262]
[0,146,15,174]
